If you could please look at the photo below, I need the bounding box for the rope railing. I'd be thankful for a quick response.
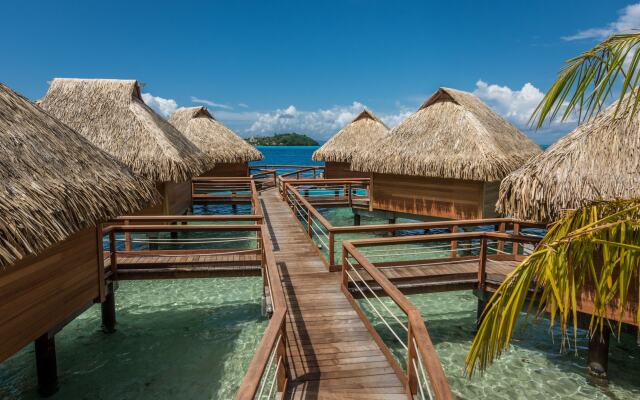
[341,241,453,399]
[236,224,288,399]
[340,231,545,399]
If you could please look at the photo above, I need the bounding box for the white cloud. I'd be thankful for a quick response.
[190,96,233,110]
[247,102,410,140]
[473,80,545,126]
[141,93,179,117]
[238,103,249,108]
[563,3,640,41]
[474,80,576,144]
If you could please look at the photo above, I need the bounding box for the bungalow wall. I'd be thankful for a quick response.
[136,181,192,216]
[324,162,370,179]
[202,162,249,177]
[0,227,102,362]
[371,173,500,220]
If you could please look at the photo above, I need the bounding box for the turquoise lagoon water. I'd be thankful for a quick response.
[0,278,266,400]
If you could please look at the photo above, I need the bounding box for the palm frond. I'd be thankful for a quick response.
[465,199,640,376]
[531,33,640,128]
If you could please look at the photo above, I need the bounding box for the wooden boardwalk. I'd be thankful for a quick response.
[260,188,407,400]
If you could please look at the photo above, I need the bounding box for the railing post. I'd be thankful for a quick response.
[329,232,336,269]
[276,323,288,393]
[406,322,418,396]
[347,184,352,207]
[341,246,349,289]
[108,231,117,277]
[512,222,520,256]
[450,225,458,258]
[497,222,506,253]
[478,237,487,289]
[124,219,132,251]
[307,207,312,237]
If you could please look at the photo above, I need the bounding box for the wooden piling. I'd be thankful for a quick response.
[101,282,116,333]
[588,329,610,379]
[35,333,58,397]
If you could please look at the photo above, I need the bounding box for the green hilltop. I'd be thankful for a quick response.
[247,133,319,146]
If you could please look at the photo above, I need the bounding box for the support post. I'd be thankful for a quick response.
[478,238,487,289]
[329,232,335,269]
[388,217,396,237]
[588,329,610,379]
[476,294,488,330]
[512,223,520,255]
[170,221,178,240]
[450,225,459,258]
[101,282,116,333]
[353,213,361,226]
[35,333,58,397]
[497,222,506,253]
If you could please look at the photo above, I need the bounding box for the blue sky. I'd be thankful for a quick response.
[3,0,638,144]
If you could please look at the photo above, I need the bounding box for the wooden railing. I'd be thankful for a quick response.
[273,166,326,196]
[341,231,542,399]
[192,177,261,215]
[236,221,289,399]
[284,181,546,270]
[102,219,265,278]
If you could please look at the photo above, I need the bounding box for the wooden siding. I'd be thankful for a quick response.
[324,162,369,179]
[164,181,192,215]
[135,181,191,216]
[202,162,249,177]
[371,173,499,219]
[0,227,101,362]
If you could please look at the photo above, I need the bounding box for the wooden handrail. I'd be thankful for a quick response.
[237,225,289,399]
[343,241,454,399]
[103,224,262,234]
[109,215,263,223]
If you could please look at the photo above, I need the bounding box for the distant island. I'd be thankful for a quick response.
[247,133,319,146]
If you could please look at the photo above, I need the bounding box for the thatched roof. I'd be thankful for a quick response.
[0,83,158,268]
[351,88,541,181]
[497,98,640,222]
[168,106,262,163]
[312,109,389,163]
[40,78,211,182]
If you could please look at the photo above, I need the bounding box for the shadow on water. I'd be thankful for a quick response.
[1,292,266,400]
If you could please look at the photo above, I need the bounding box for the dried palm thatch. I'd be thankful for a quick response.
[351,88,541,181]
[0,83,158,268]
[498,97,640,222]
[169,106,262,163]
[40,78,211,182]
[312,109,389,163]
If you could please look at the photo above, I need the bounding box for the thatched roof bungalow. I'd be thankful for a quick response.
[0,83,156,377]
[498,98,640,222]
[351,88,542,219]
[40,78,211,214]
[169,106,262,177]
[312,109,389,178]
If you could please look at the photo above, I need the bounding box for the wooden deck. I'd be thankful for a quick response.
[260,188,407,399]
[104,251,262,280]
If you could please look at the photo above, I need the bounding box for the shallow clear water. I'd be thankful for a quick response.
[0,278,266,400]
[357,290,640,399]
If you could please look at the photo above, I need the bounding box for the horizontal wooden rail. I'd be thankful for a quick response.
[110,215,263,223]
[237,222,289,399]
[343,241,454,399]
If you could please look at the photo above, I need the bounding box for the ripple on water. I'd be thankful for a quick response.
[0,278,266,400]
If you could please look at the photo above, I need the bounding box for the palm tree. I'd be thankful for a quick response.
[465,33,640,376]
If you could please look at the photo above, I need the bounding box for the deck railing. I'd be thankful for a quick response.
[249,167,278,190]
[341,231,542,399]
[192,177,262,215]
[236,221,289,399]
[102,217,265,279]
[273,166,325,195]
[284,181,546,270]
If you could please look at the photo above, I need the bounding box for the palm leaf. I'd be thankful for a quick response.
[531,32,640,128]
[465,199,640,376]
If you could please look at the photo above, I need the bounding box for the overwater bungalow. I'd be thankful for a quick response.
[312,109,389,178]
[169,106,263,177]
[40,78,210,215]
[351,87,542,220]
[0,83,156,395]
